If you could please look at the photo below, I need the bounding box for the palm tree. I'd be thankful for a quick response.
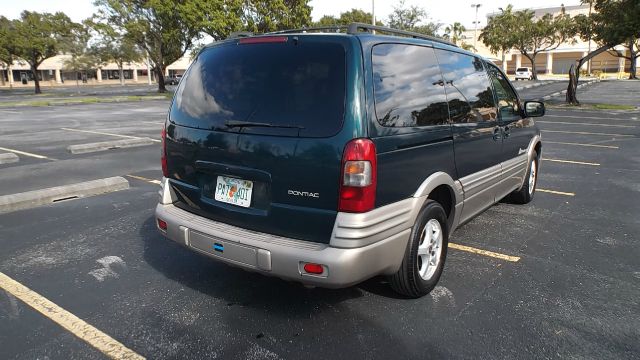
[443,22,475,51]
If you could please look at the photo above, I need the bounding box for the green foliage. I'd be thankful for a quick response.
[86,18,142,85]
[8,11,81,93]
[94,0,203,92]
[480,5,577,79]
[244,0,312,33]
[387,0,441,36]
[443,22,474,50]
[575,0,639,79]
[179,0,243,40]
[314,8,383,27]
[0,16,13,66]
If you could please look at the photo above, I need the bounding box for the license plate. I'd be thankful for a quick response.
[214,176,253,208]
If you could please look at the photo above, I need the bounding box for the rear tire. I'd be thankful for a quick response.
[509,151,538,204]
[389,200,448,298]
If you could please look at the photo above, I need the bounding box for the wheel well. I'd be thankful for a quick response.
[428,185,454,224]
[534,141,541,158]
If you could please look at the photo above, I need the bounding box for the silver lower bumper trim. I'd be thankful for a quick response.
[155,203,411,288]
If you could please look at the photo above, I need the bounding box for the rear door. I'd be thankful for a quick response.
[434,49,501,223]
[164,36,362,243]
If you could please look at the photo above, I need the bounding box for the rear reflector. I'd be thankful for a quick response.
[157,218,167,231]
[238,36,288,44]
[303,263,324,275]
[339,139,377,213]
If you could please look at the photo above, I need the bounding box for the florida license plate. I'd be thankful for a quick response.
[214,176,253,208]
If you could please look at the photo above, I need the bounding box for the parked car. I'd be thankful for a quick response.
[156,23,544,298]
[515,67,534,80]
[166,74,182,85]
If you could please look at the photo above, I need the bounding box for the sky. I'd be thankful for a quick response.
[2,0,582,30]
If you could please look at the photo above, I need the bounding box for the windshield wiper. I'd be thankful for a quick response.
[224,120,305,129]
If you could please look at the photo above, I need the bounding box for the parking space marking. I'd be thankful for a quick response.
[126,174,161,185]
[0,272,145,360]
[140,121,164,125]
[542,158,600,166]
[536,120,636,128]
[448,243,520,262]
[0,146,56,160]
[545,141,619,149]
[537,189,575,196]
[541,130,634,137]
[61,128,161,143]
[545,114,640,121]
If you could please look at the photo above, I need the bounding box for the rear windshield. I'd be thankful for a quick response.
[170,40,346,137]
[516,67,529,72]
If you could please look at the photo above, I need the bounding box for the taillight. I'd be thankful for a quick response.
[338,139,377,213]
[238,36,288,45]
[161,126,168,177]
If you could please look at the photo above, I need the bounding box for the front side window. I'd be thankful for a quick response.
[434,49,497,124]
[487,64,521,123]
[372,44,449,127]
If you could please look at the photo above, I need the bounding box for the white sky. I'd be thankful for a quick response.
[2,0,581,30]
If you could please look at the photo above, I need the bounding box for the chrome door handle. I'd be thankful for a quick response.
[503,125,511,138]
[492,127,502,141]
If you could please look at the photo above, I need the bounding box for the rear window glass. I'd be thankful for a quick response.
[516,67,529,72]
[170,40,346,137]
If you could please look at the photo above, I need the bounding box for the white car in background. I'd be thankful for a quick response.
[515,67,534,80]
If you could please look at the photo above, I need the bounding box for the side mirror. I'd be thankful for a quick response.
[524,101,545,117]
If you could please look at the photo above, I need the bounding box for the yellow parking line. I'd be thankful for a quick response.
[0,146,56,160]
[536,121,636,128]
[448,243,520,262]
[541,130,634,137]
[0,272,145,360]
[545,141,619,149]
[542,158,600,166]
[61,128,161,143]
[537,188,575,196]
[126,174,161,185]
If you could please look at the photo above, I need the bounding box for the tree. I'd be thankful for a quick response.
[387,0,441,36]
[443,22,474,51]
[314,8,383,27]
[88,20,143,86]
[567,0,639,104]
[180,0,243,41]
[243,0,312,33]
[94,0,202,93]
[0,16,14,86]
[9,11,79,94]
[481,5,577,80]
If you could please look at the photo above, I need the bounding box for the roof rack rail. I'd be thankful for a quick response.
[227,31,253,39]
[265,22,456,47]
[346,23,457,47]
[267,25,348,35]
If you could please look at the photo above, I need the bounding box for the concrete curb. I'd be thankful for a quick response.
[67,138,156,154]
[0,176,130,214]
[514,80,554,91]
[0,153,19,164]
[539,79,599,101]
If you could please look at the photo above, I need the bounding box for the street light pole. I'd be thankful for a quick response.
[471,4,482,52]
[372,0,375,25]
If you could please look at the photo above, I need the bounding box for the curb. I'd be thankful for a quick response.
[0,176,130,214]
[539,79,599,101]
[0,95,170,108]
[67,138,156,154]
[514,80,554,91]
[0,153,19,164]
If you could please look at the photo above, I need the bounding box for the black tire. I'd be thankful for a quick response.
[509,151,538,204]
[389,200,449,298]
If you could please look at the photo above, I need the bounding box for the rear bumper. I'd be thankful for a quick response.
[155,203,410,288]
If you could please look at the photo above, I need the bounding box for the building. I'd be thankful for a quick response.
[464,4,638,76]
[0,54,190,87]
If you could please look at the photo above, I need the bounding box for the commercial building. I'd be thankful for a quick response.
[466,4,639,76]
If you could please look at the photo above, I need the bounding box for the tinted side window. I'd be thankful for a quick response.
[487,64,521,122]
[372,44,449,127]
[434,50,497,123]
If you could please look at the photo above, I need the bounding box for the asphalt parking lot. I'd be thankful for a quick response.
[1,82,639,359]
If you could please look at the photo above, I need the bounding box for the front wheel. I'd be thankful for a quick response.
[389,200,448,298]
[509,151,538,204]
